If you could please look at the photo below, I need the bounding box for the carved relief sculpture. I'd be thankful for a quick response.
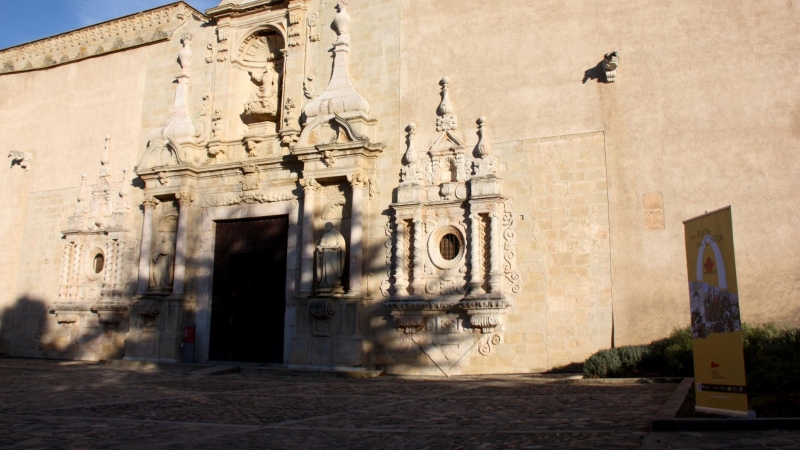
[245,62,280,117]
[316,222,346,296]
[604,51,619,83]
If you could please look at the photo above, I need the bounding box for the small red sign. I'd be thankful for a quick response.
[183,326,196,344]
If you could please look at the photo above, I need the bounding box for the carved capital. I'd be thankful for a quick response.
[300,178,321,192]
[176,190,195,206]
[143,196,160,209]
[347,171,368,187]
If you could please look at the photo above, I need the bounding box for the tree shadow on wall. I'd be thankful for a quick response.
[0,296,50,357]
[0,295,117,360]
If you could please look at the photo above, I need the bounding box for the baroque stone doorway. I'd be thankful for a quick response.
[209,216,288,363]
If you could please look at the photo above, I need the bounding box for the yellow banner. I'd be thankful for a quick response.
[683,206,747,415]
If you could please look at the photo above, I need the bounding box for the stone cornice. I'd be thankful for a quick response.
[206,0,289,19]
[0,2,205,75]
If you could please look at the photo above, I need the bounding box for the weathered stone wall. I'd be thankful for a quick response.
[1,0,798,372]
[397,0,800,362]
[0,10,211,358]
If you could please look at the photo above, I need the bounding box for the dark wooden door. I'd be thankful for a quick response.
[209,216,288,363]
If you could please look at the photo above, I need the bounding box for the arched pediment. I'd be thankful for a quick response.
[232,25,286,71]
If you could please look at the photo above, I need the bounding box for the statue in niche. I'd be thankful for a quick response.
[245,62,279,117]
[150,234,175,291]
[316,222,346,295]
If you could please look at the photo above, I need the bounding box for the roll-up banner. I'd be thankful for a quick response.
[683,206,748,417]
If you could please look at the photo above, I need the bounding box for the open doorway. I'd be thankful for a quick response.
[209,216,288,363]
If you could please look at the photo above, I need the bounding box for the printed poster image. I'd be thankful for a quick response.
[683,206,748,416]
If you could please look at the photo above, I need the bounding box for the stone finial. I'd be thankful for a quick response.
[404,122,418,165]
[101,135,111,165]
[333,1,352,41]
[302,1,369,120]
[475,116,491,158]
[436,77,457,131]
[118,167,131,211]
[179,33,193,73]
[603,51,618,83]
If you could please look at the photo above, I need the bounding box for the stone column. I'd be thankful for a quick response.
[114,240,124,296]
[346,173,366,295]
[394,217,409,297]
[300,178,320,294]
[136,196,159,294]
[488,211,503,294]
[410,214,424,296]
[172,191,195,296]
[468,212,486,296]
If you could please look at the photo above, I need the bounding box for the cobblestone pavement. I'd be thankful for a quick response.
[0,359,796,449]
[641,431,800,449]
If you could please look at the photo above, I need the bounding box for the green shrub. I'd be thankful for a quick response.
[583,324,800,391]
[743,324,800,394]
[638,327,694,377]
[583,345,648,378]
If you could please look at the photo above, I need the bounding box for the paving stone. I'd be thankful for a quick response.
[1,359,798,449]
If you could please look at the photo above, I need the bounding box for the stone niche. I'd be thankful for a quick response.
[239,29,285,158]
[125,193,193,363]
[383,82,521,375]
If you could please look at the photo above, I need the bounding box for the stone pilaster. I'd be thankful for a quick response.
[172,190,195,296]
[394,217,408,297]
[300,178,320,294]
[468,212,486,296]
[346,172,366,295]
[136,196,159,294]
[488,211,502,294]
[411,214,424,296]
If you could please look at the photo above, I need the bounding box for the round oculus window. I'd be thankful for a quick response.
[93,253,105,273]
[439,233,460,261]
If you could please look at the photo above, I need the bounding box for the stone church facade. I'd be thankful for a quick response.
[0,1,797,375]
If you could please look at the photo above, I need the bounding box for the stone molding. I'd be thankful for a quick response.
[0,2,200,75]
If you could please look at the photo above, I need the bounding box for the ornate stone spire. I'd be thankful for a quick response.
[302,0,370,120]
[160,34,197,146]
[100,135,111,175]
[436,77,457,132]
[472,116,497,177]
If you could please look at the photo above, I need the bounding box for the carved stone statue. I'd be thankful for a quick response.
[150,234,175,291]
[316,222,346,295]
[8,151,33,170]
[245,63,279,117]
